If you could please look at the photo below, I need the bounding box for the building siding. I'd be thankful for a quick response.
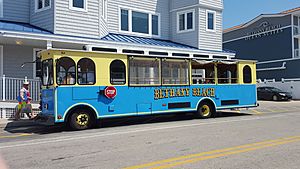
[223,15,292,42]
[107,0,170,40]
[30,0,54,32]
[170,7,198,48]
[170,0,198,11]
[2,45,34,79]
[199,0,223,10]
[2,0,30,23]
[99,0,108,37]
[55,0,100,38]
[224,28,292,61]
[198,8,222,51]
[257,59,300,81]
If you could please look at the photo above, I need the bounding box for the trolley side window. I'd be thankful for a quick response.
[162,60,189,85]
[56,57,76,85]
[217,63,237,84]
[110,60,126,85]
[129,58,160,85]
[77,58,96,85]
[243,65,252,84]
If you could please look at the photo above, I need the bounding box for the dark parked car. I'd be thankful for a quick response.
[257,87,292,101]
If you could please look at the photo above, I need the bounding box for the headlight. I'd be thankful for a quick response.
[279,93,286,96]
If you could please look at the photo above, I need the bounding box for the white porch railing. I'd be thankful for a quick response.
[0,75,41,102]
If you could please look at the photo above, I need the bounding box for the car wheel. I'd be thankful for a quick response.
[272,95,278,101]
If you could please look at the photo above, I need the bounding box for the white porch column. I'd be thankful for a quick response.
[0,45,3,76]
[47,41,53,49]
[2,74,5,101]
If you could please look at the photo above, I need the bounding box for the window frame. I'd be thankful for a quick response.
[69,0,88,12]
[35,0,51,13]
[128,57,161,86]
[119,7,161,37]
[42,59,54,86]
[243,65,252,84]
[161,59,190,86]
[177,9,195,33]
[102,0,107,21]
[206,10,216,32]
[56,57,77,86]
[110,59,126,85]
[77,58,96,85]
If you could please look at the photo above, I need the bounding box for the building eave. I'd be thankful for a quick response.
[0,30,235,59]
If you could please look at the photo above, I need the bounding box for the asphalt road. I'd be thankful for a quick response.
[1,101,300,169]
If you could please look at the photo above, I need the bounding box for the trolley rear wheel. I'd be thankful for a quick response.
[195,102,215,118]
[69,109,94,130]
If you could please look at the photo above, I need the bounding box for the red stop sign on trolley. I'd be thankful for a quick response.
[104,86,117,99]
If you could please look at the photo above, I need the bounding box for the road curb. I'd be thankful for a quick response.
[0,120,37,129]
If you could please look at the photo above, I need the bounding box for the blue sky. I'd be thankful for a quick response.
[223,0,300,29]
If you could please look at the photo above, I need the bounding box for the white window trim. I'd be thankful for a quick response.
[0,0,3,18]
[33,48,44,79]
[119,7,161,38]
[176,9,195,34]
[101,0,108,21]
[69,0,88,12]
[206,10,216,32]
[35,0,51,13]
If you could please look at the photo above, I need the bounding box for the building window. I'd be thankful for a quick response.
[132,11,149,34]
[152,15,159,35]
[56,57,76,85]
[70,0,87,11]
[206,10,216,31]
[129,58,160,85]
[162,60,189,85]
[102,0,107,21]
[35,0,51,12]
[120,8,160,36]
[77,58,95,85]
[243,65,252,84]
[110,60,126,85]
[177,9,195,33]
[121,9,129,31]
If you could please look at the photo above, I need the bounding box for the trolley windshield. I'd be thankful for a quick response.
[42,59,54,86]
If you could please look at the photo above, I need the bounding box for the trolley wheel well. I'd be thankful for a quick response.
[65,105,97,123]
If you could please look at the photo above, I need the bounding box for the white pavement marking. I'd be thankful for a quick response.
[0,113,298,150]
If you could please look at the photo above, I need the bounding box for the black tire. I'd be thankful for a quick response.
[195,101,215,119]
[69,109,94,130]
[272,95,278,101]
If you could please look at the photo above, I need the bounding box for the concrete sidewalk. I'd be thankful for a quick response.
[0,119,37,129]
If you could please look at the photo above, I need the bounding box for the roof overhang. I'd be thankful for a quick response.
[0,30,236,59]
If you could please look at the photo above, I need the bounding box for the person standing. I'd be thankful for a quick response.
[15,80,32,120]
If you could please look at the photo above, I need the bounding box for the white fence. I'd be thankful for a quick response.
[1,75,41,102]
[257,78,300,100]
